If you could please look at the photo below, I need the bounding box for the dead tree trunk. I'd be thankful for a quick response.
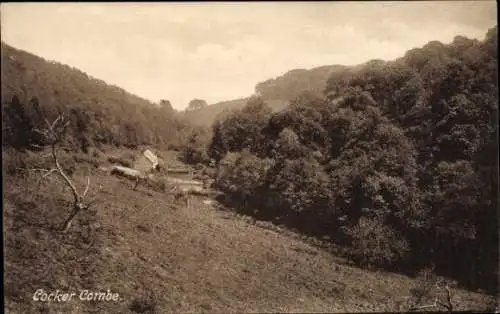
[33,113,98,233]
[62,205,82,233]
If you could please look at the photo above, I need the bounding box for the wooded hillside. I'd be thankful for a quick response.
[1,43,191,152]
[182,65,347,126]
[208,26,498,293]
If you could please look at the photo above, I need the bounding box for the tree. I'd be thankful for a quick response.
[215,150,273,209]
[265,154,332,223]
[270,128,308,160]
[180,126,212,165]
[187,99,208,111]
[208,97,272,162]
[267,94,329,156]
[3,95,35,149]
[324,101,421,227]
[159,99,174,112]
[32,113,100,233]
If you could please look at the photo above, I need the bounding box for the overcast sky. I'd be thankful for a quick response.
[1,2,497,109]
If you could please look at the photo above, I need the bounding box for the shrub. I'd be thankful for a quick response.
[266,155,332,218]
[14,149,77,177]
[2,148,27,175]
[143,177,167,193]
[179,126,212,165]
[167,143,182,151]
[107,153,135,168]
[209,97,272,162]
[92,149,101,158]
[181,146,210,165]
[343,216,410,268]
[73,155,100,168]
[215,151,273,205]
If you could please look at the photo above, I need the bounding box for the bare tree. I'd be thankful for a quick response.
[33,113,99,233]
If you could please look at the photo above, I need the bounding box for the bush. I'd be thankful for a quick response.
[179,127,212,165]
[343,216,410,268]
[92,149,101,158]
[9,149,77,177]
[208,97,272,162]
[215,151,273,205]
[107,153,135,168]
[167,143,182,151]
[2,148,27,175]
[143,177,167,193]
[202,166,216,178]
[73,155,100,168]
[266,155,332,218]
[181,146,210,165]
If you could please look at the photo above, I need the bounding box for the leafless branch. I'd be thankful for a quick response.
[33,128,50,138]
[50,114,62,129]
[445,285,453,311]
[82,176,91,197]
[82,184,103,211]
[166,184,178,194]
[33,112,100,233]
[42,169,58,177]
[436,284,454,312]
[44,118,53,130]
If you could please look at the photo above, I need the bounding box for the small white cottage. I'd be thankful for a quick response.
[134,149,159,173]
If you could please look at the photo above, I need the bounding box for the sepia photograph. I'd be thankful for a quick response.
[1,2,498,313]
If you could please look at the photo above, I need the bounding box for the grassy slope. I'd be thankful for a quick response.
[3,150,496,313]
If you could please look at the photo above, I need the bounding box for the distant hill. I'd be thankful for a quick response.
[1,43,189,151]
[255,65,348,101]
[182,65,348,127]
[183,65,350,127]
[182,97,290,127]
[182,98,250,127]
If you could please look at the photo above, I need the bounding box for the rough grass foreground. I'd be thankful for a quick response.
[3,164,496,313]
